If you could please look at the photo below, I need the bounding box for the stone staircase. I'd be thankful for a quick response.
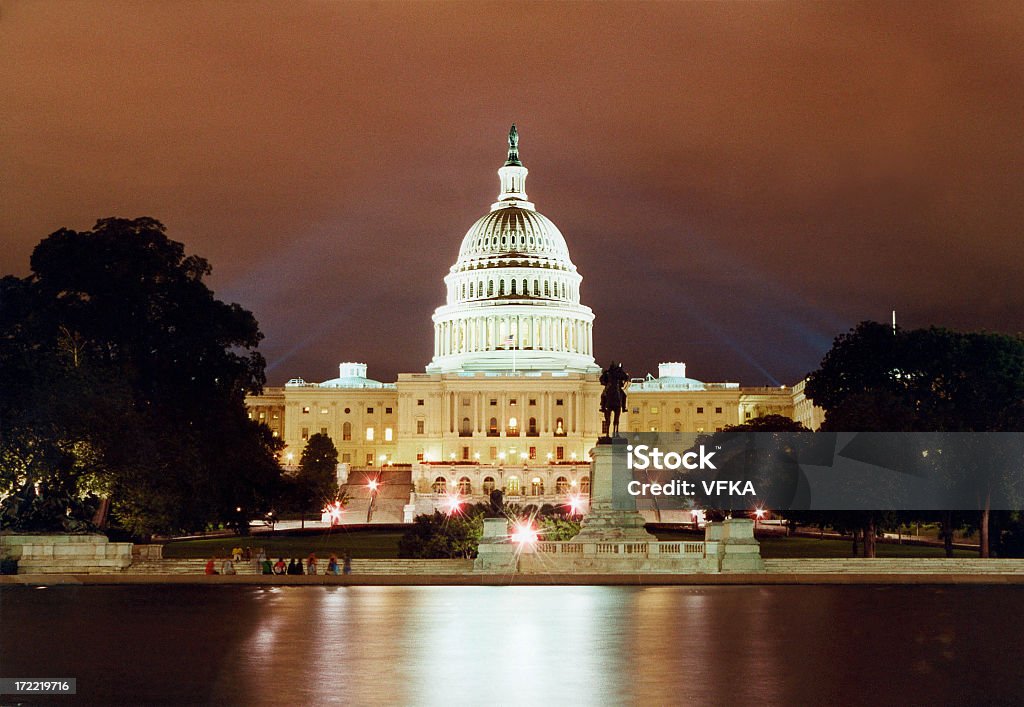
[124,558,474,575]
[764,558,1024,574]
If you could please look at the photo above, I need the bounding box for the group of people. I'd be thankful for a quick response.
[204,549,352,576]
[268,553,351,576]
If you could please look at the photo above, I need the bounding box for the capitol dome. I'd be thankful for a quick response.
[426,126,598,374]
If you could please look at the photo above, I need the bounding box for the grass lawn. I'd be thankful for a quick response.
[162,528,404,560]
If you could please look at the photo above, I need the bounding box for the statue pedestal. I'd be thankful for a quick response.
[572,442,654,542]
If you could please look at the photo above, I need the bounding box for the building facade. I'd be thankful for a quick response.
[246,127,822,520]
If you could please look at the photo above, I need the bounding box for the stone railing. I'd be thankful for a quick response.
[533,541,706,557]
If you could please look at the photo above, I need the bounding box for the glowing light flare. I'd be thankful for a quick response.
[510,521,539,546]
[442,493,463,515]
[367,479,380,493]
[567,494,586,516]
[323,500,346,525]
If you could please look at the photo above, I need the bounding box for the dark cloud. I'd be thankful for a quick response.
[2,1,1022,385]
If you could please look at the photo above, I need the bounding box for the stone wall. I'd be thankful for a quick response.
[0,534,133,574]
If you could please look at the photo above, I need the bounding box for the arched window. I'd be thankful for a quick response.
[531,477,545,495]
[461,417,472,436]
[533,280,539,296]
[673,422,682,433]
[488,280,494,296]
[461,283,465,298]
[528,417,538,436]
[499,280,505,296]
[556,476,569,494]
[522,279,528,295]
[432,477,448,494]
[458,477,472,495]
[343,421,351,441]
[580,475,591,495]
[469,283,474,297]
[555,417,565,436]
[482,477,496,495]
[488,417,499,436]
[506,476,520,495]
[511,280,517,295]
[544,280,550,297]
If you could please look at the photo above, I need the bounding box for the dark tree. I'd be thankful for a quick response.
[805,321,1024,556]
[288,433,339,526]
[0,217,282,535]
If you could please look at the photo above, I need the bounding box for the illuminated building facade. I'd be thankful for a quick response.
[246,128,820,520]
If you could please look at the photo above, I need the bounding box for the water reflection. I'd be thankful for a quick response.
[2,585,1023,705]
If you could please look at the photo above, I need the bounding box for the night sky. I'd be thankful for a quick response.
[2,2,1022,386]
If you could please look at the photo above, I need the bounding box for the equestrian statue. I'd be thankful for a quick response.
[599,361,629,439]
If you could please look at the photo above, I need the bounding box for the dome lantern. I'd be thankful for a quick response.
[495,123,531,209]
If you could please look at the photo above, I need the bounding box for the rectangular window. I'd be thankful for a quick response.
[489,446,498,460]
[385,407,393,415]
[650,406,659,414]
[367,407,374,414]
[417,399,424,406]
[366,427,375,441]
[416,452,424,461]
[320,408,329,414]
[320,427,327,435]
[258,411,266,419]
[697,407,704,414]
[463,397,471,406]
[272,413,279,419]
[509,399,517,406]
[745,411,752,419]
[556,446,565,460]
[462,446,470,460]
[529,399,537,406]
[301,427,309,440]
[555,398,564,406]
[529,446,537,460]
[342,453,351,463]
[416,420,425,434]
[302,406,310,414]
[384,427,393,442]
[366,453,374,465]
[716,427,723,432]
[632,407,639,414]
[715,407,723,414]
[490,399,497,406]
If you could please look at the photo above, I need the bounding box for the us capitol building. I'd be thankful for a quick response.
[246,127,822,519]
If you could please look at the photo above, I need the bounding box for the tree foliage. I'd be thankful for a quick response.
[803,321,1024,556]
[286,433,339,515]
[398,510,484,559]
[0,217,282,535]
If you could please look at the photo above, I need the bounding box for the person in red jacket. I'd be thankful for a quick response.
[204,557,219,575]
